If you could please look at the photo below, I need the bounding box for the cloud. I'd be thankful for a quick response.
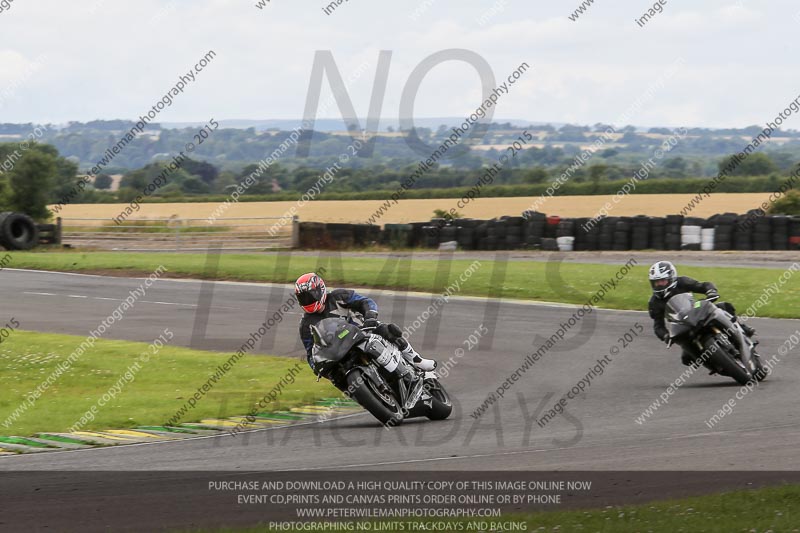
[0,0,797,128]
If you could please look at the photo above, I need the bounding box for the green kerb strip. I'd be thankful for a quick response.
[180,424,231,431]
[0,436,56,448]
[36,434,96,445]
[316,399,357,407]
[255,412,304,420]
[138,426,199,434]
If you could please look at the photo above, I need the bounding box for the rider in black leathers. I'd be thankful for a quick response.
[648,260,756,366]
[294,272,435,375]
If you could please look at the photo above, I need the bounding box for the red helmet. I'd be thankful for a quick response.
[295,273,327,313]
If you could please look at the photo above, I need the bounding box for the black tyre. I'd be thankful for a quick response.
[0,212,40,250]
[751,352,769,382]
[439,226,458,242]
[424,379,453,421]
[346,368,403,425]
[541,238,558,251]
[703,335,751,385]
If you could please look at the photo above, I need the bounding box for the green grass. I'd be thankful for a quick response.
[0,331,337,437]
[183,484,800,532]
[5,251,799,318]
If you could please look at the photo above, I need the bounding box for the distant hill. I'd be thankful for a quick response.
[158,117,549,132]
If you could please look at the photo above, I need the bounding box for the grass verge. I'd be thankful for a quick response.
[0,330,336,437]
[187,483,800,532]
[4,251,799,319]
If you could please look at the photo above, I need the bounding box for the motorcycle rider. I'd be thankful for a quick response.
[294,272,436,377]
[648,260,757,367]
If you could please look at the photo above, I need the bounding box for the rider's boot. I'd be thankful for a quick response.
[369,338,416,382]
[396,338,436,371]
[732,316,757,343]
[741,323,757,342]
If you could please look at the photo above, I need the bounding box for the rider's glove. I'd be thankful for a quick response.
[363,310,379,329]
[706,290,720,301]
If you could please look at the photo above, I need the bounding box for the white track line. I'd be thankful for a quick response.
[284,421,800,471]
[11,268,800,324]
[9,267,647,314]
[22,291,260,311]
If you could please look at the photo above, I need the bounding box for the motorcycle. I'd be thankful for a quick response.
[310,317,452,425]
[665,293,766,385]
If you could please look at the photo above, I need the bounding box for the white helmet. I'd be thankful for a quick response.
[649,261,677,297]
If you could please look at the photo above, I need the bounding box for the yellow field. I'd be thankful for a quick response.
[51,193,771,226]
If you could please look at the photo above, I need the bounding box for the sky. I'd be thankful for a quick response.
[0,0,798,129]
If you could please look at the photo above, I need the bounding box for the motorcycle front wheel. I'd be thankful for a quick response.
[424,378,453,421]
[704,334,751,385]
[751,352,769,382]
[346,368,404,426]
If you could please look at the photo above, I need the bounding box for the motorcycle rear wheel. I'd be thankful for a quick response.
[346,368,404,426]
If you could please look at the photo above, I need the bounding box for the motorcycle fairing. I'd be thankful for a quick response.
[311,317,366,365]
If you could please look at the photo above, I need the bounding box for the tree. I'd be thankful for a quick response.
[433,209,462,221]
[525,167,549,183]
[662,157,688,178]
[769,190,800,215]
[589,164,608,182]
[718,152,778,176]
[119,167,149,190]
[180,176,210,194]
[9,151,56,219]
[181,158,219,184]
[94,174,113,189]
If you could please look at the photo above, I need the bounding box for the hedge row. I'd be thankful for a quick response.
[79,175,787,204]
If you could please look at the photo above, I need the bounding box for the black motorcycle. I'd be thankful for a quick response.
[665,293,766,385]
[310,317,452,425]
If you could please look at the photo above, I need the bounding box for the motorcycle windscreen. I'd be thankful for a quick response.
[665,292,696,337]
[666,293,695,319]
[665,293,714,336]
[311,317,364,363]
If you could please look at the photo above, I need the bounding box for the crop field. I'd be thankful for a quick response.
[51,193,771,225]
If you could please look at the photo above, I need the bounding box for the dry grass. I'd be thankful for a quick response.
[50,193,771,225]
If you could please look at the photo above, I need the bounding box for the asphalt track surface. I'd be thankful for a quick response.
[1,267,798,472]
[0,268,798,530]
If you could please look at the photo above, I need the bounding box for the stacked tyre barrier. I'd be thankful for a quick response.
[382,224,414,248]
[412,212,800,252]
[297,213,800,251]
[791,217,800,250]
[523,211,546,249]
[0,212,40,250]
[710,213,736,251]
[298,222,380,249]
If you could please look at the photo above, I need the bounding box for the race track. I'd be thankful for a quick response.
[1,268,798,473]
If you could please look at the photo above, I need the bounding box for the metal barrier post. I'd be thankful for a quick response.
[292,216,300,248]
[174,220,182,251]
